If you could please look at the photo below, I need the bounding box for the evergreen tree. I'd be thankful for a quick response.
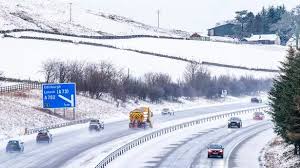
[244,12,255,36]
[269,47,300,144]
[254,13,263,34]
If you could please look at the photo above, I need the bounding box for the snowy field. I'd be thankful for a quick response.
[0,0,187,37]
[0,36,281,81]
[6,31,286,70]
[5,30,286,70]
[94,37,286,70]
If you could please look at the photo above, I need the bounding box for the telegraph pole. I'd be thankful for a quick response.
[157,10,160,28]
[69,3,72,23]
[296,22,299,50]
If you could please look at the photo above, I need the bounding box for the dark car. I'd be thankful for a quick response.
[228,117,242,128]
[89,119,104,132]
[6,140,24,153]
[251,97,262,103]
[253,112,265,120]
[36,130,52,143]
[208,144,224,158]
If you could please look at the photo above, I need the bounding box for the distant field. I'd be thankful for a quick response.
[0,36,281,81]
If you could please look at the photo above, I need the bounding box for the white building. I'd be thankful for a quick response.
[243,34,281,45]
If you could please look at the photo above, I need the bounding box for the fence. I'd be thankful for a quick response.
[24,118,92,135]
[0,29,186,40]
[95,106,269,168]
[0,82,42,94]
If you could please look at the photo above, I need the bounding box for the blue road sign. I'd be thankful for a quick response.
[42,83,76,109]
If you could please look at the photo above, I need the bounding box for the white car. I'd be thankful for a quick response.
[161,108,174,115]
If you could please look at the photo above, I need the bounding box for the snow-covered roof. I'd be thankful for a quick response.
[245,34,278,42]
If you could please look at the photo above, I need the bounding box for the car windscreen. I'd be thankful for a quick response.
[255,112,263,115]
[38,133,48,136]
[209,144,222,149]
[7,142,19,148]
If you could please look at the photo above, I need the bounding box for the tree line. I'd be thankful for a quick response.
[231,5,300,44]
[42,59,273,102]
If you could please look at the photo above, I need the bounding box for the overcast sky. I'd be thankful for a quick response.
[74,0,299,32]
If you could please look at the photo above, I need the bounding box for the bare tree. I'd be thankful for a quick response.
[67,61,85,91]
[42,59,57,83]
[83,61,118,99]
[184,63,211,96]
[54,61,69,83]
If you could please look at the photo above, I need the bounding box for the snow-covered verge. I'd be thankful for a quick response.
[0,81,21,87]
[262,137,300,168]
[0,88,256,140]
[0,0,188,37]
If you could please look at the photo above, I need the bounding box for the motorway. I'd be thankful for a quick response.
[0,102,265,168]
[108,119,273,168]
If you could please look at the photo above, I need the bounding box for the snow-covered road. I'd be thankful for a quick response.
[108,115,273,168]
[0,102,265,168]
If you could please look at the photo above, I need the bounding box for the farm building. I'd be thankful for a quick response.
[243,34,281,45]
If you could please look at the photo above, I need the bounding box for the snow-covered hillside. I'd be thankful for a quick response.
[0,36,280,81]
[95,37,286,70]
[0,0,188,37]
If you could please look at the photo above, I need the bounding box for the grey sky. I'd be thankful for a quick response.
[74,0,299,32]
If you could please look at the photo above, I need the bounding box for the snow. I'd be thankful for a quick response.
[0,34,283,81]
[233,129,275,168]
[92,37,286,70]
[286,36,299,47]
[0,81,21,87]
[3,31,286,71]
[0,37,190,81]
[210,36,239,43]
[105,113,267,168]
[245,34,279,42]
[0,0,188,37]
[62,107,262,168]
[0,88,257,140]
[263,137,300,168]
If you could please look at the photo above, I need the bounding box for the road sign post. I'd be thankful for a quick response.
[42,83,76,119]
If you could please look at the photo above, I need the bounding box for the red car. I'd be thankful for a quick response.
[207,144,224,158]
[253,112,265,120]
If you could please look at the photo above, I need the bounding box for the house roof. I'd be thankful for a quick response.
[208,20,237,30]
[245,34,278,41]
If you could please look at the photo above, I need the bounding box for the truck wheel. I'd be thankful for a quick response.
[208,154,210,158]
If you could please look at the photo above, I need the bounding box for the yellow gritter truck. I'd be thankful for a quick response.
[129,107,153,129]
